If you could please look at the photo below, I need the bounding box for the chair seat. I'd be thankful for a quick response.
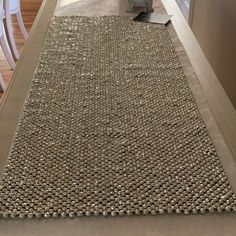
[0,0,20,17]
[9,0,20,13]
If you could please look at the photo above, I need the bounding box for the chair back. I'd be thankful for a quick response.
[0,0,3,14]
[0,0,4,36]
[3,0,9,12]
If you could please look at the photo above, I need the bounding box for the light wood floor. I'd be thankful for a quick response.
[0,0,43,100]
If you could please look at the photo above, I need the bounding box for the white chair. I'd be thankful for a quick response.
[0,0,16,91]
[4,0,28,60]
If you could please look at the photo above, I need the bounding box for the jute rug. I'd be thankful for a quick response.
[0,16,235,219]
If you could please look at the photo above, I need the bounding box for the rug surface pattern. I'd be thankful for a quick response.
[0,16,235,219]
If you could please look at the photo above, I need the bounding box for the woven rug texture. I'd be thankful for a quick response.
[0,16,236,219]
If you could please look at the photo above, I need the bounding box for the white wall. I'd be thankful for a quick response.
[191,0,236,108]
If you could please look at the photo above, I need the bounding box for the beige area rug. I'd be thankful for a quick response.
[0,16,235,219]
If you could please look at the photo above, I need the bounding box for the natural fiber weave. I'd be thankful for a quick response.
[0,16,236,219]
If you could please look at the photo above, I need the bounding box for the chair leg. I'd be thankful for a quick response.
[0,32,15,69]
[0,72,6,91]
[4,15,19,60]
[16,11,28,40]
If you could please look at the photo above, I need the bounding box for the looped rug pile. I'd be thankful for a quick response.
[0,16,235,219]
